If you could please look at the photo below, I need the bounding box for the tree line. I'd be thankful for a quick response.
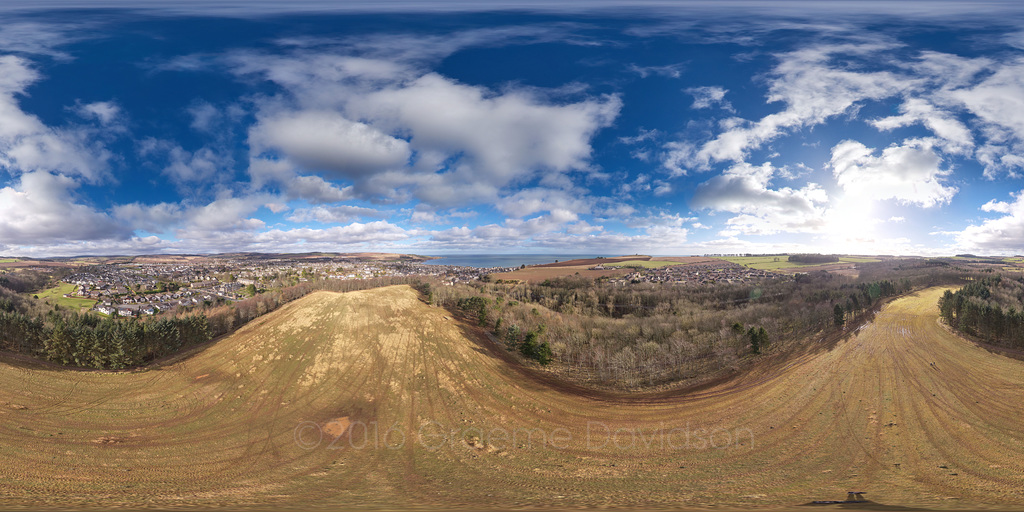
[788,254,840,264]
[939,276,1024,349]
[420,260,939,388]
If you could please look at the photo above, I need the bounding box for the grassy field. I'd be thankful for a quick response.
[722,255,880,270]
[604,259,685,268]
[0,285,1022,509]
[838,256,882,263]
[0,258,18,263]
[30,282,97,310]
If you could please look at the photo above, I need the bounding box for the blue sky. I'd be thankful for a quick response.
[2,1,1024,257]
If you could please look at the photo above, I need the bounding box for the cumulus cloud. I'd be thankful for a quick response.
[829,138,957,207]
[956,192,1024,253]
[250,110,411,179]
[286,204,386,223]
[0,55,111,181]
[981,198,1012,214]
[248,156,354,203]
[0,171,127,244]
[234,52,620,207]
[115,194,274,236]
[690,162,828,235]
[494,187,592,217]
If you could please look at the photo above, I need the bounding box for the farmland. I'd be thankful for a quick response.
[490,255,644,282]
[491,255,723,282]
[1,285,1023,509]
[721,255,881,271]
[603,259,685,268]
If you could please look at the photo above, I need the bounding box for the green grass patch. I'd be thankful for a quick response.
[838,256,880,263]
[719,255,879,270]
[604,260,685,269]
[0,258,18,263]
[30,282,97,310]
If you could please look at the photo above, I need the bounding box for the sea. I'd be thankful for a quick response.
[422,254,604,268]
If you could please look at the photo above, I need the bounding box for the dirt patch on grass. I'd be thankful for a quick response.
[322,417,351,438]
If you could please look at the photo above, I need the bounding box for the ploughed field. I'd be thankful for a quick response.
[1,286,1023,510]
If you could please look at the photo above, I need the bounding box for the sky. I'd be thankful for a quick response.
[2,1,1024,257]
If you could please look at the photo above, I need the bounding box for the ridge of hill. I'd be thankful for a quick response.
[0,286,1022,509]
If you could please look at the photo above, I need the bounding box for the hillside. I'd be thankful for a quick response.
[1,286,1023,509]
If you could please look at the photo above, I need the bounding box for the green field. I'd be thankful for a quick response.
[0,258,19,263]
[721,255,880,270]
[604,259,685,268]
[838,256,881,263]
[31,282,97,309]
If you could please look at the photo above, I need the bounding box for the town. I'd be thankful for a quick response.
[33,254,516,318]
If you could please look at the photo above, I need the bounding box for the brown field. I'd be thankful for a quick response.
[1,286,1023,510]
[532,255,650,267]
[492,265,633,283]
[492,255,647,282]
[0,260,83,269]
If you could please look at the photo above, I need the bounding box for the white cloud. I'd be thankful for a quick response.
[494,187,592,217]
[956,192,1024,253]
[629,63,684,79]
[941,57,1024,177]
[690,161,828,235]
[870,97,972,153]
[0,171,127,244]
[186,101,243,133]
[164,145,231,185]
[73,101,121,125]
[248,156,354,203]
[0,22,80,59]
[286,205,385,224]
[0,55,111,181]
[688,43,912,166]
[348,72,620,204]
[250,110,411,179]
[829,138,957,208]
[115,194,273,236]
[686,86,732,111]
[981,198,1012,214]
[233,51,620,207]
[652,181,672,196]
[976,145,1024,179]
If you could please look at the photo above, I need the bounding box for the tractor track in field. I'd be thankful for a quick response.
[1,286,1024,510]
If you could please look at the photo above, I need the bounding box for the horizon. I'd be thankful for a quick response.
[3,2,1024,257]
